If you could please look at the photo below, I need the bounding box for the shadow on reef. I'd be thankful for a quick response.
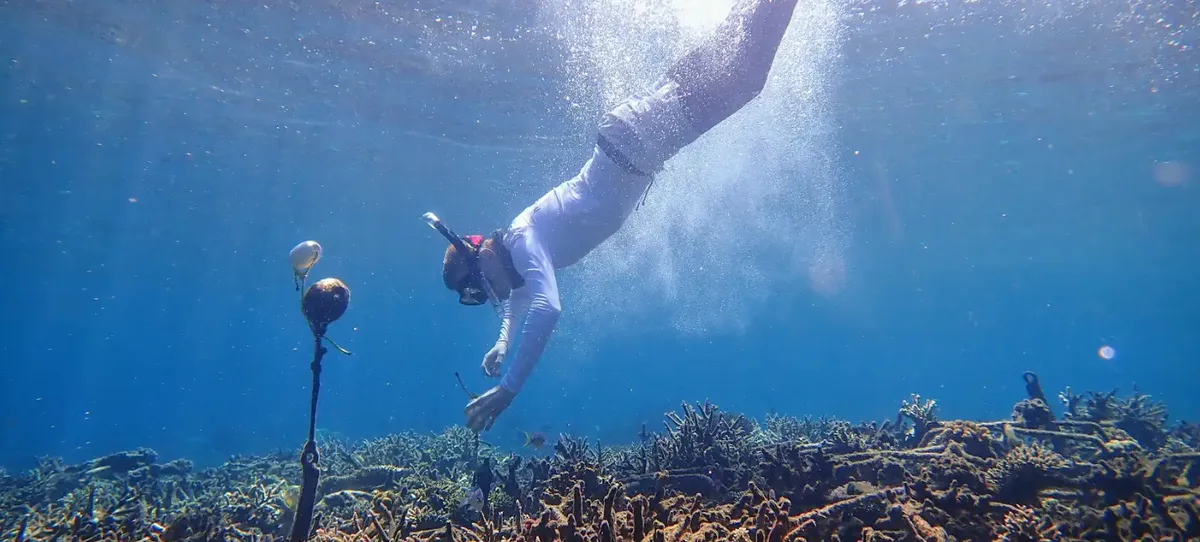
[2,372,1199,541]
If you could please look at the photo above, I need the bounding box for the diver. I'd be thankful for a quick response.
[426,0,802,433]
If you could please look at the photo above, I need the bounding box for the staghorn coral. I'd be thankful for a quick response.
[991,503,1062,541]
[1112,387,1171,449]
[1167,421,1200,450]
[921,420,1003,459]
[897,394,939,445]
[652,400,753,472]
[1058,386,1170,449]
[2,375,1197,542]
[758,412,839,446]
[984,442,1073,504]
[824,419,897,454]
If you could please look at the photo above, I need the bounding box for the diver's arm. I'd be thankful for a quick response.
[496,288,531,348]
[499,239,561,395]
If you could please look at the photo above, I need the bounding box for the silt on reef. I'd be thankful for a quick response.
[1,374,1199,542]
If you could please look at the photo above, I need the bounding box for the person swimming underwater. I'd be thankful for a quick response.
[426,0,802,433]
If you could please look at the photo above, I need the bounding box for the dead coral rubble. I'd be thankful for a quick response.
[1,374,1198,542]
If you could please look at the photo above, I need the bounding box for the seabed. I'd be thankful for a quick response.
[2,372,1198,541]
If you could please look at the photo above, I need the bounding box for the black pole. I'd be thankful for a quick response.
[287,274,350,542]
[289,332,328,542]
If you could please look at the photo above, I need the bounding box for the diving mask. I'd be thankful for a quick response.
[423,212,502,312]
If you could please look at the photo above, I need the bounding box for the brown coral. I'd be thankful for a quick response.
[992,503,1062,542]
[984,443,1072,504]
[3,376,1197,542]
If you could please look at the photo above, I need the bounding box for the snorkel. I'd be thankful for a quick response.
[423,212,503,316]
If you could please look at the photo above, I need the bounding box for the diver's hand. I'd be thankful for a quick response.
[481,342,507,378]
[465,385,515,433]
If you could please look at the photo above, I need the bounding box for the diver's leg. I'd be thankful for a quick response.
[595,0,799,177]
[667,0,800,136]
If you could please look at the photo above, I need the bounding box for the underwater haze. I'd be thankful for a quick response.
[0,0,1197,472]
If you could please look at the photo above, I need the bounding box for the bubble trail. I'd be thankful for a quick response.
[543,0,851,339]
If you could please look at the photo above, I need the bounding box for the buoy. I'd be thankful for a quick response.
[302,278,350,329]
[290,240,322,280]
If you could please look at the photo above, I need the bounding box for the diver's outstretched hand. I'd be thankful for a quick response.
[481,342,506,378]
[465,385,515,433]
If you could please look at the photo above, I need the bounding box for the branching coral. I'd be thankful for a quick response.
[991,503,1062,541]
[1057,386,1170,449]
[1112,387,1171,449]
[897,394,939,445]
[652,400,752,472]
[758,413,839,446]
[984,442,1073,504]
[919,421,1002,459]
[1,375,1194,542]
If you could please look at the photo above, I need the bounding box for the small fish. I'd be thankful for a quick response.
[281,485,302,510]
[460,487,485,513]
[523,431,547,449]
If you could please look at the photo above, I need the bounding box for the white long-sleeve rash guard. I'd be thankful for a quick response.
[494,145,653,394]
[493,79,695,394]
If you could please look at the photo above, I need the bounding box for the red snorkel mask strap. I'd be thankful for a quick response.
[460,232,525,291]
[422,213,502,314]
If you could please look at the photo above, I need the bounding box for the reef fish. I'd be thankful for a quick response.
[523,431,547,449]
[460,487,484,513]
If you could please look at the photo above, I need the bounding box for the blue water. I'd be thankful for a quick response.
[1,0,1197,471]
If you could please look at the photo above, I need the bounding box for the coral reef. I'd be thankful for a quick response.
[1,373,1197,541]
